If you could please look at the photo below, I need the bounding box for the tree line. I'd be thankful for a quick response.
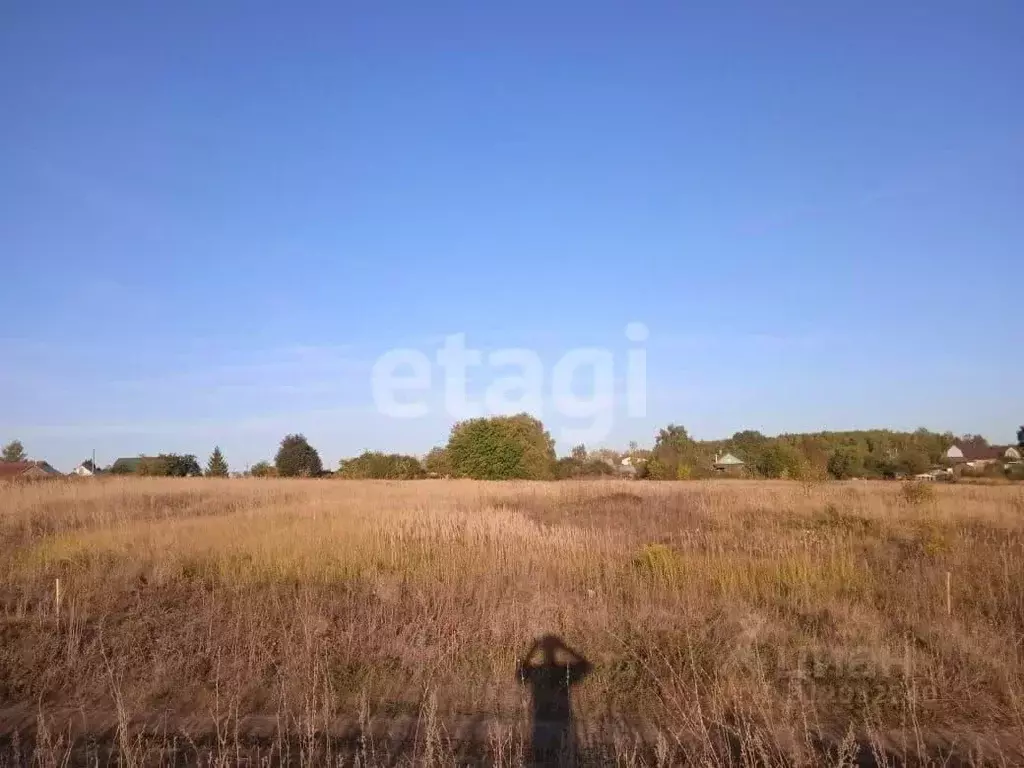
[5,422,1024,481]
[241,419,1024,481]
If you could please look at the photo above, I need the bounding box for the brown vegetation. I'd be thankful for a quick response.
[2,478,1024,765]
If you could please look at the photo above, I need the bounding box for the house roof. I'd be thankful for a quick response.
[111,457,151,471]
[714,452,745,467]
[0,461,61,478]
[0,462,35,478]
[954,444,1003,461]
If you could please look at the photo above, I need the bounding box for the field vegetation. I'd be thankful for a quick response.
[2,478,1024,765]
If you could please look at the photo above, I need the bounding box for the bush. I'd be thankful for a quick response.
[554,457,616,479]
[445,414,556,480]
[338,452,425,479]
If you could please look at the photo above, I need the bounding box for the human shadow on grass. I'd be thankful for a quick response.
[517,634,593,767]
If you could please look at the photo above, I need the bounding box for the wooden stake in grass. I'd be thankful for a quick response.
[946,571,951,617]
[54,578,61,616]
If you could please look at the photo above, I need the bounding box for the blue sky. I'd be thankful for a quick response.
[2,1,1021,471]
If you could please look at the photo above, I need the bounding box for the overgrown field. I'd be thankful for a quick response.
[2,478,1024,766]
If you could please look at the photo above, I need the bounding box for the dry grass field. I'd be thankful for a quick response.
[2,478,1024,766]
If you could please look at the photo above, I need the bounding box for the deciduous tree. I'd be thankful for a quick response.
[250,461,275,478]
[275,434,323,477]
[423,447,451,477]
[445,414,556,480]
[827,447,864,480]
[2,440,26,462]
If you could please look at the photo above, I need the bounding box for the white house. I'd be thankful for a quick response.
[72,462,98,476]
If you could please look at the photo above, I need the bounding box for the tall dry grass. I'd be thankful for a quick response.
[2,477,1024,765]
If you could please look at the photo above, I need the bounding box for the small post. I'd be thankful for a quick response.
[55,577,62,616]
[945,571,951,617]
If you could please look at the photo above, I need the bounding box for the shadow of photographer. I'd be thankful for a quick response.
[517,634,593,767]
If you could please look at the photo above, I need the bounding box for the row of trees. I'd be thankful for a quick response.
[325,420,1023,482]
[246,417,559,480]
[641,425,1024,481]
[7,424,1024,482]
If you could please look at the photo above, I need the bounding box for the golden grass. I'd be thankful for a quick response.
[2,477,1024,765]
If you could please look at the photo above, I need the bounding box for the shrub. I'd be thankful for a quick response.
[554,457,616,479]
[338,452,425,480]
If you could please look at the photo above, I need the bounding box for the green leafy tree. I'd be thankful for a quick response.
[2,440,27,462]
[138,456,171,476]
[139,454,201,477]
[423,447,452,477]
[897,449,930,477]
[570,444,587,461]
[648,424,712,480]
[165,454,201,477]
[275,434,323,477]
[864,454,898,479]
[206,446,229,477]
[554,456,581,479]
[827,447,864,480]
[338,451,425,479]
[445,414,556,480]
[250,461,276,478]
[754,442,805,479]
[1018,426,1024,448]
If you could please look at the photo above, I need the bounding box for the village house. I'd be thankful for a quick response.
[713,452,745,473]
[0,461,62,480]
[945,444,1022,469]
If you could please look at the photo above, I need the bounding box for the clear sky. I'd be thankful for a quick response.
[2,1,1021,471]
